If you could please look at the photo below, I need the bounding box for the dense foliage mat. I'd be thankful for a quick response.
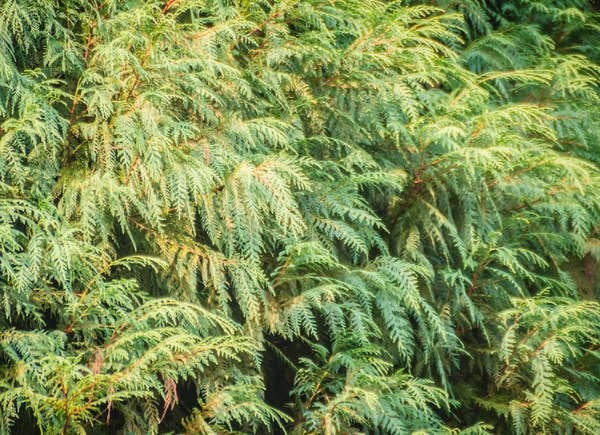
[1,0,599,433]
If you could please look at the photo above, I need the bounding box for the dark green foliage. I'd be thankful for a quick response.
[0,0,599,433]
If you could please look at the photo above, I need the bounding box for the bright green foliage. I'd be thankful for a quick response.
[0,0,599,433]
[289,336,452,434]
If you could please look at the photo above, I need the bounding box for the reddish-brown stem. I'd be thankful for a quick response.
[123,155,139,185]
[162,0,178,13]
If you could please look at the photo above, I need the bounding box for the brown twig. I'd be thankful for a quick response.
[162,0,178,14]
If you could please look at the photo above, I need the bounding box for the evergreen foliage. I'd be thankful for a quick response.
[0,0,599,433]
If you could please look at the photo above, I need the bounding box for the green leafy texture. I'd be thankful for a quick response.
[0,0,598,433]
